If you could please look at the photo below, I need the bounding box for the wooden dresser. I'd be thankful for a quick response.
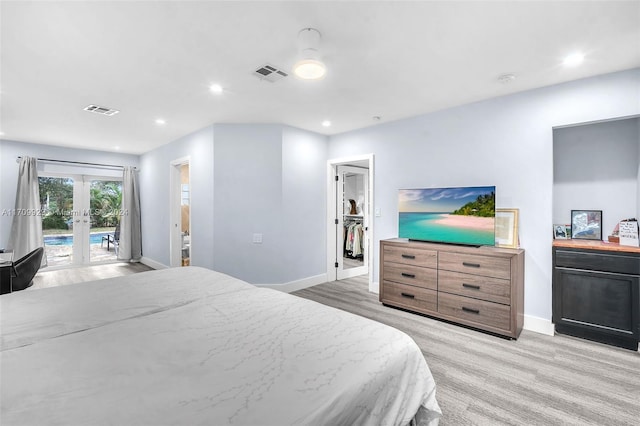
[380,238,525,339]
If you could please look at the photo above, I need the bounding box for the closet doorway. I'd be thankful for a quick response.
[327,154,374,290]
[169,157,191,267]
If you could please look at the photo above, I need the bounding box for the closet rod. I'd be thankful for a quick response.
[16,156,136,170]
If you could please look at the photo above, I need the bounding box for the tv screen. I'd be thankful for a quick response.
[398,186,496,246]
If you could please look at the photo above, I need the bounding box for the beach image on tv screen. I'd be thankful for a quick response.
[398,186,496,246]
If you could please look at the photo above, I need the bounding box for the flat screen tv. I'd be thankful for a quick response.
[398,186,496,246]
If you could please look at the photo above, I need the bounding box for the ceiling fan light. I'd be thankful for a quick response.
[293,59,326,80]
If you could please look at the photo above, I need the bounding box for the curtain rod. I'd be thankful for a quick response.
[16,156,136,170]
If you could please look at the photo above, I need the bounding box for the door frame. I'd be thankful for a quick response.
[169,156,191,267]
[326,153,375,292]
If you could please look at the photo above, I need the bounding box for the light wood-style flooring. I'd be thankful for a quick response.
[293,275,640,426]
[31,262,153,290]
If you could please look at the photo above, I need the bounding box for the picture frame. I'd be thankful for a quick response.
[495,208,519,248]
[553,224,569,239]
[570,210,602,240]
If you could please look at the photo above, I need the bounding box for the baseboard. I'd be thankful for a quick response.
[254,273,328,293]
[523,314,555,336]
[140,257,169,270]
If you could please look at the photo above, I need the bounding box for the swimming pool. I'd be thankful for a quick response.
[44,232,112,246]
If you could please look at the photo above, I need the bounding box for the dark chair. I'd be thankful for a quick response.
[102,224,120,252]
[11,247,44,292]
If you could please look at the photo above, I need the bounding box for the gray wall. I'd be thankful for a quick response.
[281,126,328,283]
[212,124,284,283]
[327,68,640,322]
[139,125,215,269]
[0,139,139,249]
[210,124,328,284]
[553,118,640,235]
[140,123,328,285]
[637,119,640,218]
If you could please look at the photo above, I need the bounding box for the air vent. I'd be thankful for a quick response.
[252,64,288,82]
[84,104,120,116]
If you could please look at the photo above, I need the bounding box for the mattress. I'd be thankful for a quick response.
[1,266,441,425]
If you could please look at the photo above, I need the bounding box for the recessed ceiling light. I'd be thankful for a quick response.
[114,146,120,151]
[209,83,223,94]
[563,52,585,67]
[322,120,331,127]
[0,131,4,137]
[155,119,166,125]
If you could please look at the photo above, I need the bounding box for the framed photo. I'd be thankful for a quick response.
[553,224,569,239]
[571,210,602,240]
[495,208,519,248]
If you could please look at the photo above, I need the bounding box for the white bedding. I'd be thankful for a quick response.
[1,266,441,425]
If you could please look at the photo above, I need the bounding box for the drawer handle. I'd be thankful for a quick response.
[462,262,481,268]
[401,273,416,278]
[462,283,480,290]
[401,254,416,259]
[400,292,415,299]
[462,306,480,314]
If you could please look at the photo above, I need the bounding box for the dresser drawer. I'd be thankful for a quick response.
[438,269,511,305]
[438,292,511,331]
[383,263,437,290]
[382,281,437,313]
[383,245,437,268]
[555,249,640,275]
[439,252,510,279]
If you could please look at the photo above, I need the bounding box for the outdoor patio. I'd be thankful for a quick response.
[44,243,118,267]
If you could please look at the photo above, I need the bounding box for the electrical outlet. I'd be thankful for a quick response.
[375,207,381,217]
[253,233,263,244]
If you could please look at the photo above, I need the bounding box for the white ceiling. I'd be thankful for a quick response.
[1,1,639,155]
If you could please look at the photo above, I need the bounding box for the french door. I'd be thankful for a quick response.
[39,174,122,267]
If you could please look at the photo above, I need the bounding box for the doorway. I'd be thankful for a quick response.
[39,174,122,267]
[170,157,191,267]
[327,154,375,291]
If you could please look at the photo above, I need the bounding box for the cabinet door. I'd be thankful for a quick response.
[553,267,639,339]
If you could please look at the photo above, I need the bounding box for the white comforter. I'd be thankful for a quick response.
[1,267,441,425]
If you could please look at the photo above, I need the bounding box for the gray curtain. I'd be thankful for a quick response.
[117,166,142,261]
[8,156,47,267]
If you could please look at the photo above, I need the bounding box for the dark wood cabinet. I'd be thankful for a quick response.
[552,240,640,350]
[380,239,525,339]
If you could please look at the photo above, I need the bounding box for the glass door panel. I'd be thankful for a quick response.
[88,179,122,263]
[39,177,75,267]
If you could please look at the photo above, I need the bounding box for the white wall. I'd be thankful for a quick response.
[0,139,139,249]
[553,118,640,236]
[327,68,640,323]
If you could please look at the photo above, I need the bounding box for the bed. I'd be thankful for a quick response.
[1,267,441,425]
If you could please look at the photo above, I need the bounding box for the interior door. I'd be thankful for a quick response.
[170,158,191,267]
[336,165,369,279]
